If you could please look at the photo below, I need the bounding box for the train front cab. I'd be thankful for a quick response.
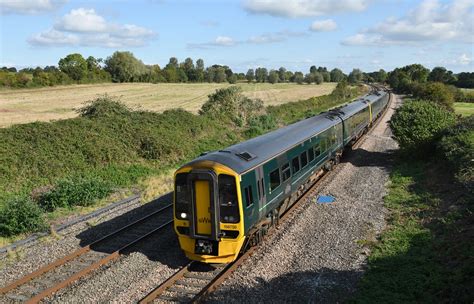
[173,161,246,264]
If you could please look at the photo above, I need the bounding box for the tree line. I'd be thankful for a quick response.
[1,51,473,89]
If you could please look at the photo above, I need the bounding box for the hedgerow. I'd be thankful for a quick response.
[390,100,457,156]
[437,116,474,189]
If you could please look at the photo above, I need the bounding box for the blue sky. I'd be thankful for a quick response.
[1,0,473,73]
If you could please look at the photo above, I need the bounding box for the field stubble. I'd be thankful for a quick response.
[0,82,336,127]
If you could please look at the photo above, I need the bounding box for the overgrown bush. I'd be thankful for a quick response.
[199,86,263,126]
[0,196,47,237]
[390,100,456,156]
[412,82,455,110]
[244,115,277,138]
[38,177,113,211]
[437,116,474,188]
[78,95,132,118]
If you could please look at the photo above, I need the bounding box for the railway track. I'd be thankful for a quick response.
[0,203,174,303]
[139,92,394,304]
[139,171,331,303]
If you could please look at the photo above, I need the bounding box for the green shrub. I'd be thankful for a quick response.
[437,116,474,188]
[78,95,132,118]
[244,114,277,138]
[0,196,47,237]
[39,177,113,211]
[199,86,263,126]
[390,100,457,156]
[412,82,455,110]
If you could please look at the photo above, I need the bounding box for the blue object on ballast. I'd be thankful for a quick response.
[316,195,335,204]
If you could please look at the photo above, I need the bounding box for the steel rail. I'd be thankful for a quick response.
[1,203,173,303]
[139,89,395,303]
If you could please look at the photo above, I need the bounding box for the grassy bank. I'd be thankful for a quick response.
[454,102,474,117]
[351,103,473,303]
[351,160,473,302]
[0,83,364,240]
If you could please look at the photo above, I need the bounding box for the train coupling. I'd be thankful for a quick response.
[195,239,214,255]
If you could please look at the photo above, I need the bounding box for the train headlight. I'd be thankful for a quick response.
[180,212,187,219]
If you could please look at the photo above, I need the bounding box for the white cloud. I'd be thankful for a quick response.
[248,30,307,44]
[342,0,474,46]
[0,0,66,14]
[55,8,109,32]
[215,36,236,46]
[28,29,79,46]
[457,53,472,65]
[243,0,369,18]
[187,36,237,49]
[29,7,156,47]
[187,30,308,49]
[310,19,337,32]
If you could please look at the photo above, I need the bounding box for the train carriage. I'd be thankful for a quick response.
[174,89,389,264]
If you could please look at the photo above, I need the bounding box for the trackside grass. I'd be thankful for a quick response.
[454,102,474,117]
[351,158,473,303]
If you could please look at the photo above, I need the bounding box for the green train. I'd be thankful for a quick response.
[173,89,390,263]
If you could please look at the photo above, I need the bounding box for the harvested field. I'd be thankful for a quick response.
[0,82,336,127]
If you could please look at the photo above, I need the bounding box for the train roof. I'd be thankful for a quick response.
[327,90,387,120]
[184,112,338,174]
[182,90,387,175]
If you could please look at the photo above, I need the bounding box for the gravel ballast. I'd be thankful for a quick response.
[1,95,401,303]
[0,194,170,289]
[206,94,402,303]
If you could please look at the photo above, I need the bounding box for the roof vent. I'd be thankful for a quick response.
[236,151,256,161]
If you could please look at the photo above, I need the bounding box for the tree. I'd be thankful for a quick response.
[206,67,216,83]
[293,72,304,84]
[278,67,287,82]
[183,57,196,81]
[330,68,345,82]
[58,53,88,81]
[304,73,314,84]
[313,72,323,84]
[309,65,317,74]
[348,68,363,84]
[456,72,474,88]
[246,69,255,83]
[377,69,388,83]
[168,57,179,69]
[268,70,279,84]
[104,51,146,82]
[214,67,227,83]
[196,58,205,82]
[255,67,268,83]
[415,82,455,110]
[428,67,455,84]
[228,74,237,84]
[321,71,330,82]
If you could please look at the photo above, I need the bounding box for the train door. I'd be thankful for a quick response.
[186,170,220,241]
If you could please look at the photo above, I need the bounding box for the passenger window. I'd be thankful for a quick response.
[308,148,315,162]
[292,156,300,173]
[269,169,280,191]
[219,174,239,223]
[314,144,321,157]
[300,151,308,168]
[281,162,291,181]
[244,186,253,207]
